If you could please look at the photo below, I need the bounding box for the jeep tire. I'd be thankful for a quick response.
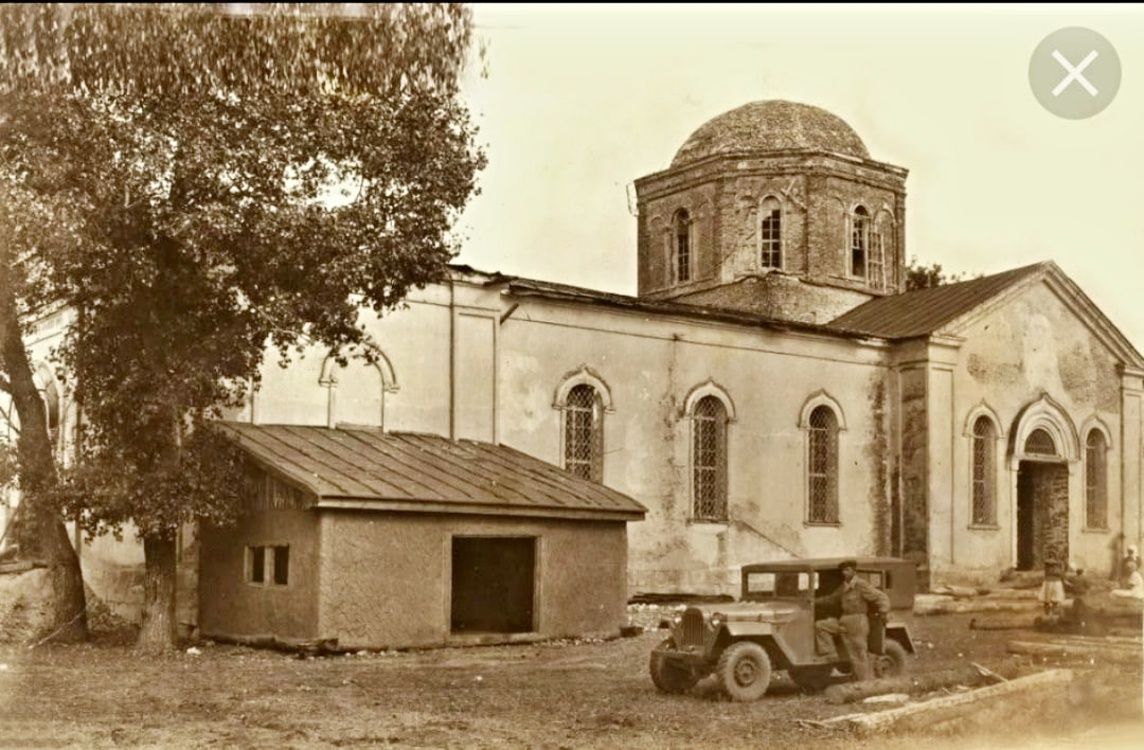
[649,639,698,694]
[873,640,908,678]
[716,641,772,701]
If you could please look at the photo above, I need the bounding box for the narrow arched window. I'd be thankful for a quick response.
[808,406,839,524]
[564,384,603,482]
[692,396,727,521]
[760,197,782,269]
[1085,430,1107,529]
[850,206,869,279]
[673,209,691,284]
[971,417,996,525]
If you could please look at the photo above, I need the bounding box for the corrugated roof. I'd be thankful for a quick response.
[216,422,646,521]
[828,263,1048,339]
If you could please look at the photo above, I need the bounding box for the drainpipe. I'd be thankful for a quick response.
[448,277,456,441]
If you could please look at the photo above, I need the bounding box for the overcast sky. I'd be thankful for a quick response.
[454,4,1144,350]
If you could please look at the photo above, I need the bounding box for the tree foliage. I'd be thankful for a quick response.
[0,3,485,644]
[904,256,980,291]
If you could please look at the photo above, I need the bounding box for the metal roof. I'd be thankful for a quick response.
[217,422,646,521]
[829,263,1047,339]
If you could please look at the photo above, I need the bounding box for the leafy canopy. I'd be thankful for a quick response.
[0,4,485,539]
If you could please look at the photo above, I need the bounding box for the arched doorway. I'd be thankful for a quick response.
[1010,396,1077,571]
[1016,429,1069,570]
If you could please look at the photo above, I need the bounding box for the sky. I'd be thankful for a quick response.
[453,3,1144,351]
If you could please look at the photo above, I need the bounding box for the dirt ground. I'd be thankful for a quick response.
[0,612,1140,750]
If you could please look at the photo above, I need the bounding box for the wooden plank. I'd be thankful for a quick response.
[1006,641,1141,664]
[821,669,1073,735]
[822,660,1022,705]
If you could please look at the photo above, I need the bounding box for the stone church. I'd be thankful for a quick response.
[8,100,1144,633]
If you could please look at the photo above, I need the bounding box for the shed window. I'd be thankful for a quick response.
[808,406,839,524]
[564,384,603,482]
[692,396,728,521]
[760,198,782,269]
[247,546,266,584]
[1085,431,1107,529]
[273,545,290,585]
[972,417,996,525]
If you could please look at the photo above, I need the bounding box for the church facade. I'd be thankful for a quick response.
[242,100,1144,592]
[10,100,1144,621]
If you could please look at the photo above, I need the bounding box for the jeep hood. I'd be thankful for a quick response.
[687,600,802,623]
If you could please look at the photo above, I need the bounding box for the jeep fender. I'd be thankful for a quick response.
[718,623,796,668]
[886,623,915,654]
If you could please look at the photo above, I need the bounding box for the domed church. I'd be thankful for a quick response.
[39,100,1144,645]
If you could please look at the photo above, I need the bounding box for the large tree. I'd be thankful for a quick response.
[0,4,484,648]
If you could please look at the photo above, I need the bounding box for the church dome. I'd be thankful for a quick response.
[671,100,869,167]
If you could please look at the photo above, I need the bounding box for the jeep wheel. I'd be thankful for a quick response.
[874,641,908,678]
[716,642,772,701]
[649,639,698,694]
[789,665,833,693]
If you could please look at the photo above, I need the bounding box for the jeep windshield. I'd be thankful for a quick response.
[741,570,818,601]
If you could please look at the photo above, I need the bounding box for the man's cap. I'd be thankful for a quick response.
[838,560,857,571]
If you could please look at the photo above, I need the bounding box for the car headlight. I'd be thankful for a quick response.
[672,614,683,625]
[710,614,723,628]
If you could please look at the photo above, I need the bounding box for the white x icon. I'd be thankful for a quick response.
[1051,49,1099,97]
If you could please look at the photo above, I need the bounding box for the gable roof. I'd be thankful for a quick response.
[829,261,1144,368]
[217,422,646,522]
[828,263,1046,339]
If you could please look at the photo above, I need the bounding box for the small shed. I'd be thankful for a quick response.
[199,422,646,650]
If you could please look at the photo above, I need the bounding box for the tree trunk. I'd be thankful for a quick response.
[0,255,87,643]
[137,534,177,651]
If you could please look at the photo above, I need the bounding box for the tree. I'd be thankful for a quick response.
[0,4,485,649]
[904,257,980,291]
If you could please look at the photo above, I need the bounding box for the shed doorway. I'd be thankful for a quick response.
[1016,461,1069,571]
[450,536,536,634]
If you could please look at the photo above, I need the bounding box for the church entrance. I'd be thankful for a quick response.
[1016,460,1070,571]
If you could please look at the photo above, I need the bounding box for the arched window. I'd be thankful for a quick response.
[1024,428,1058,457]
[1085,430,1108,529]
[564,384,603,482]
[850,205,869,279]
[692,396,727,521]
[971,417,996,525]
[673,209,691,284]
[807,405,839,524]
[759,197,782,269]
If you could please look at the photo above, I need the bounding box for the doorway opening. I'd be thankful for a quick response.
[1016,461,1069,571]
[450,536,536,634]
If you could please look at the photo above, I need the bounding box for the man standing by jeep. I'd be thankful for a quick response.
[814,560,891,681]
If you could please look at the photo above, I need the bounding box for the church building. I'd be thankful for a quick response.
[10,100,1144,642]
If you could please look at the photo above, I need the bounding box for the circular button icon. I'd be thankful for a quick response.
[1029,27,1120,119]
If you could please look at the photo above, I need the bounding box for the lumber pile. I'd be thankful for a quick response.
[822,660,1024,705]
[969,615,1034,631]
[1006,635,1141,666]
[915,594,1045,616]
[818,669,1074,735]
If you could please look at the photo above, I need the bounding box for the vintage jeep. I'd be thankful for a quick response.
[649,557,916,701]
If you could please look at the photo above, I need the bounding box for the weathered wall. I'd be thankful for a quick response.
[497,296,892,596]
[198,509,320,641]
[926,280,1131,581]
[316,512,628,650]
[676,273,873,325]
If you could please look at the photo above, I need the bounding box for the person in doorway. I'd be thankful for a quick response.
[1111,559,1144,599]
[814,560,891,681]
